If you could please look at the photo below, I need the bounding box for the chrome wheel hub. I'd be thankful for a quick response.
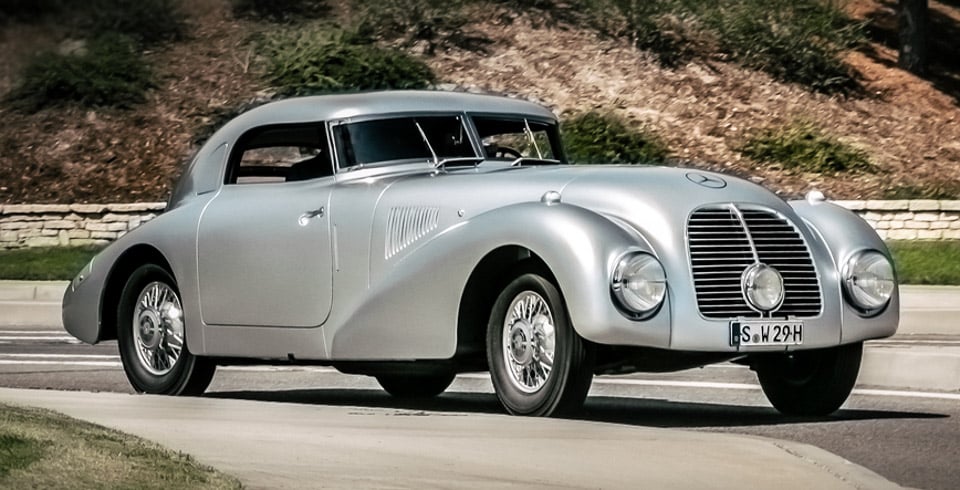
[502,291,556,393]
[133,281,184,376]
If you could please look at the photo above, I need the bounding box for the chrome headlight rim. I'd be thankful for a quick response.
[741,263,785,312]
[610,252,667,320]
[842,249,895,317]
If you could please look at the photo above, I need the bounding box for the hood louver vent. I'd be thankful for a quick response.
[386,206,440,259]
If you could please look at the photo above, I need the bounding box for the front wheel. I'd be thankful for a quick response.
[487,272,593,417]
[755,342,863,416]
[117,264,216,395]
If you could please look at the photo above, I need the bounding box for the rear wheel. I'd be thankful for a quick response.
[117,264,215,395]
[376,372,456,398]
[755,342,863,416]
[487,272,593,417]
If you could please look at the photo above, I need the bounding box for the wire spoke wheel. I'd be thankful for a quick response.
[117,264,215,396]
[502,291,556,393]
[487,270,593,417]
[132,281,184,376]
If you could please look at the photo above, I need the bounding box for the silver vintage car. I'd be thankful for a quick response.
[63,91,898,417]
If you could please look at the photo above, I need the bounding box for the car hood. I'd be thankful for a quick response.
[375,163,805,256]
[554,165,795,250]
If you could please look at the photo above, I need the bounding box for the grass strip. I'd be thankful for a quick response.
[887,240,960,286]
[0,402,240,489]
[0,246,101,281]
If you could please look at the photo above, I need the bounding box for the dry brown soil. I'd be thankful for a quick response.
[1,0,958,204]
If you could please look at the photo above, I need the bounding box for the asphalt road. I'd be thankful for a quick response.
[1,323,958,490]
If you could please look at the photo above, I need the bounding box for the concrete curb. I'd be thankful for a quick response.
[859,344,960,392]
[0,280,68,302]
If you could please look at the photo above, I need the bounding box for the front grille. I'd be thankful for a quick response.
[688,205,822,319]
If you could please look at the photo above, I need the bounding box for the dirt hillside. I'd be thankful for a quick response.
[1,0,958,204]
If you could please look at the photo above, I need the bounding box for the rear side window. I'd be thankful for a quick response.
[226,124,333,184]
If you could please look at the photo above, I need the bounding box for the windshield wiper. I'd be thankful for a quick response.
[523,118,544,160]
[414,121,439,167]
[437,156,484,168]
[415,119,486,171]
[509,157,561,167]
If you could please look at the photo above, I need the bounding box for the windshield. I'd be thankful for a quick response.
[334,115,475,168]
[473,116,563,162]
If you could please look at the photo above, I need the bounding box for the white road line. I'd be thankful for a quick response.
[0,331,69,335]
[869,340,960,345]
[0,336,79,342]
[462,373,960,401]
[0,354,118,359]
[0,360,120,367]
[852,388,960,401]
[1,359,957,401]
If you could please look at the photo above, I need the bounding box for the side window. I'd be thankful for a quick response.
[227,124,332,184]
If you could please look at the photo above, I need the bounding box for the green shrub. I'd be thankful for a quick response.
[1,0,186,46]
[483,0,864,94]
[563,112,669,164]
[598,0,703,67]
[231,0,331,23]
[7,35,154,112]
[259,28,436,95]
[696,0,863,94]
[0,0,65,22]
[0,433,46,477]
[79,0,188,47]
[739,121,872,174]
[353,0,491,53]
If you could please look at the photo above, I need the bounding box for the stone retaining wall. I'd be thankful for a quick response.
[833,200,960,240]
[0,203,165,249]
[1,200,959,249]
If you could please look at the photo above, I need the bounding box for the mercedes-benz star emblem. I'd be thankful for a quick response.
[685,172,727,189]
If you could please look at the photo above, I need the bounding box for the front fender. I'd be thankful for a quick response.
[790,200,899,342]
[329,200,671,359]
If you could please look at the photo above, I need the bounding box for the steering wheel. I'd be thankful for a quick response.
[494,146,523,159]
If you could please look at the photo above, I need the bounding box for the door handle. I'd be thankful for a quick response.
[298,206,325,226]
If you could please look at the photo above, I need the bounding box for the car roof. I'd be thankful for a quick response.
[221,91,558,136]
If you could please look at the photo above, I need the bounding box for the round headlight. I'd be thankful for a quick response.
[742,263,784,312]
[843,250,895,314]
[612,253,666,316]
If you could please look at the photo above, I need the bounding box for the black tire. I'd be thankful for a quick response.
[755,342,863,416]
[376,372,456,398]
[117,264,216,395]
[487,272,593,417]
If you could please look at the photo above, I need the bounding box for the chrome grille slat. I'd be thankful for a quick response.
[688,205,822,319]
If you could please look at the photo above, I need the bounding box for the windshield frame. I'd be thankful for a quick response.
[469,112,566,164]
[329,111,481,172]
[327,111,566,175]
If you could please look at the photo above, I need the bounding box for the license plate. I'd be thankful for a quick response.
[731,321,803,347]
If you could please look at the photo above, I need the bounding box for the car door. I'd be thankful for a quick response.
[196,123,334,328]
